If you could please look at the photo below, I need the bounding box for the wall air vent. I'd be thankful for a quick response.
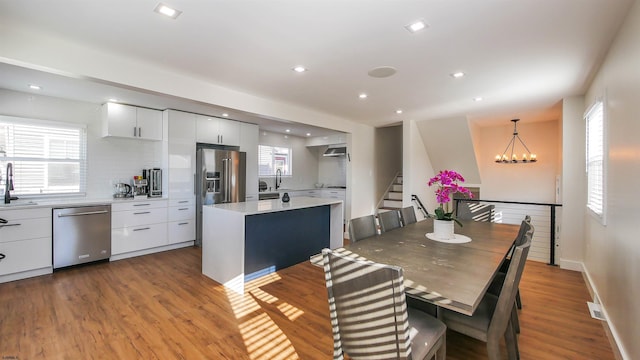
[323,146,347,157]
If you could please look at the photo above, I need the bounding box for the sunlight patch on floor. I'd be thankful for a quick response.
[225,271,306,359]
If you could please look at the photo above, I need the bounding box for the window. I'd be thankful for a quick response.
[258,145,292,176]
[585,100,605,223]
[0,115,87,197]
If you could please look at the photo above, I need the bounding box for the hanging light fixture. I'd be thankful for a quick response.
[495,119,537,163]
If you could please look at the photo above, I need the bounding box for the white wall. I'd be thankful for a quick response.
[404,119,436,219]
[582,1,640,358]
[560,96,586,269]
[474,120,560,203]
[374,126,402,203]
[0,89,162,199]
[257,130,318,191]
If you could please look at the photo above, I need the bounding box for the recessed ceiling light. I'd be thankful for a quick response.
[154,3,182,19]
[396,109,403,114]
[473,97,484,102]
[222,113,229,117]
[292,66,307,73]
[306,133,311,137]
[28,84,41,90]
[451,72,465,78]
[359,93,368,99]
[285,129,291,133]
[108,98,119,102]
[405,19,428,33]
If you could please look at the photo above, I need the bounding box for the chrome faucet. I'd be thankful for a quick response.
[4,162,16,204]
[275,168,282,190]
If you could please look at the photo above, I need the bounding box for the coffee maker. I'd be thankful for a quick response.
[144,168,162,198]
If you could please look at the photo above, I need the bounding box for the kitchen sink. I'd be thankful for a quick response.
[0,200,38,207]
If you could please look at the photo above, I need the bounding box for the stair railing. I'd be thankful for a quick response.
[411,194,430,218]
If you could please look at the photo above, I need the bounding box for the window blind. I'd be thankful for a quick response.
[258,145,292,176]
[585,101,604,218]
[0,116,87,197]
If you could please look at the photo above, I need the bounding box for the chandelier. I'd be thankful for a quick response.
[495,119,537,163]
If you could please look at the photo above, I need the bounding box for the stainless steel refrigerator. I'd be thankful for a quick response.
[196,147,246,245]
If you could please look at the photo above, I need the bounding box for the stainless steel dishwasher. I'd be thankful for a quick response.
[53,204,111,269]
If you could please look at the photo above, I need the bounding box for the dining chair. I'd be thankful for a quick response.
[400,206,417,226]
[378,210,402,233]
[440,230,533,360]
[348,215,378,242]
[489,216,533,310]
[321,248,446,360]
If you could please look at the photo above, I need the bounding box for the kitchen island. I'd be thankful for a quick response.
[202,197,343,294]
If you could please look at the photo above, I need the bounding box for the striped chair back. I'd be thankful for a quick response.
[322,248,413,360]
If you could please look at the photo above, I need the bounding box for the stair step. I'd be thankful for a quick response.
[383,199,403,208]
[387,192,402,200]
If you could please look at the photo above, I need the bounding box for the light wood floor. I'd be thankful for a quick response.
[0,246,614,359]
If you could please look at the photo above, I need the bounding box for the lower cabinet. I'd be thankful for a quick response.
[0,207,53,283]
[111,200,168,258]
[168,198,195,244]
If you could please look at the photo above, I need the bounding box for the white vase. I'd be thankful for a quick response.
[433,219,455,240]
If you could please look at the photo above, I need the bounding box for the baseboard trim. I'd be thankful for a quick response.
[559,258,584,271]
[581,265,629,360]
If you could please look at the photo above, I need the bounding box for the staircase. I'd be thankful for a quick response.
[377,173,403,214]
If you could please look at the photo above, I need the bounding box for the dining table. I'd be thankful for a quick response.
[312,218,519,316]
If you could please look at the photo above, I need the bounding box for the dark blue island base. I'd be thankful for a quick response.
[244,205,330,281]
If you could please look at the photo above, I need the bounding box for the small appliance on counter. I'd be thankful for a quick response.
[144,168,162,197]
[113,183,132,198]
[132,176,148,198]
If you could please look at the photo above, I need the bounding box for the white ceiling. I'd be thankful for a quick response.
[0,0,633,132]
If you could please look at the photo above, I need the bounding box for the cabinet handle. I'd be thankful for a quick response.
[58,210,108,217]
[138,127,142,137]
[133,211,151,215]
[133,127,137,137]
[178,208,189,211]
[178,222,189,226]
[133,203,151,207]
[221,135,223,143]
[0,223,21,228]
[133,227,151,232]
[0,253,5,261]
[0,217,7,224]
[178,200,189,204]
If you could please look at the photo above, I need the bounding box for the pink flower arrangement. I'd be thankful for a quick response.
[428,170,473,224]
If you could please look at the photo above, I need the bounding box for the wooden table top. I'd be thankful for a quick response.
[323,219,519,315]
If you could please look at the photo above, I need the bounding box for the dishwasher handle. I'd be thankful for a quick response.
[57,210,109,217]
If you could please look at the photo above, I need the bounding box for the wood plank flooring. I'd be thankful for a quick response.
[0,247,614,359]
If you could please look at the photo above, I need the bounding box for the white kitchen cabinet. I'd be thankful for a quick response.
[167,110,196,199]
[111,200,168,257]
[167,198,195,245]
[195,115,240,146]
[0,207,53,283]
[321,189,346,200]
[240,123,259,200]
[102,102,163,141]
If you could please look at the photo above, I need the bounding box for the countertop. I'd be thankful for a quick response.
[0,196,168,210]
[204,196,342,216]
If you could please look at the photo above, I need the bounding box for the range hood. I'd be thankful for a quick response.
[323,146,347,157]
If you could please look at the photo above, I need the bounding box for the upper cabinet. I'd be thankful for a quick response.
[195,115,240,146]
[166,110,196,199]
[102,102,163,141]
[240,123,259,201]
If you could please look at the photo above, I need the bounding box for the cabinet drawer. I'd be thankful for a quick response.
[111,200,167,212]
[168,219,195,244]
[0,207,51,221]
[111,207,167,228]
[169,198,195,207]
[0,237,52,276]
[0,217,52,243]
[168,205,195,222]
[111,223,168,255]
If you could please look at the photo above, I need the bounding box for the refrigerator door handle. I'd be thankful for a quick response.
[223,158,231,202]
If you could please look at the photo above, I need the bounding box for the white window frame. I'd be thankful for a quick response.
[0,115,87,198]
[585,99,607,225]
[258,145,292,177]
